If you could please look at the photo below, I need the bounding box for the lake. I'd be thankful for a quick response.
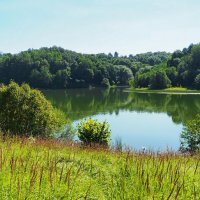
[44,88,200,151]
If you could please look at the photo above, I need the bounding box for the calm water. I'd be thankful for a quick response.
[44,88,200,150]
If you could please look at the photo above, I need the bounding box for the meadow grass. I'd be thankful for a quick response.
[0,136,199,199]
[132,87,200,94]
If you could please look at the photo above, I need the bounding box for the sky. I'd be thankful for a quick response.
[0,0,200,55]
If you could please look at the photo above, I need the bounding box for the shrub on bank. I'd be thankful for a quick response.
[77,118,111,146]
[180,114,200,153]
[0,82,65,137]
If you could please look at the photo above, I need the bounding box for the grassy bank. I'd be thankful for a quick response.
[129,87,200,94]
[0,136,199,199]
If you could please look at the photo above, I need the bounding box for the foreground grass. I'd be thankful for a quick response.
[0,137,199,199]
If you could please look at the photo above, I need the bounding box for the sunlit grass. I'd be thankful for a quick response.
[164,87,189,91]
[133,87,200,94]
[0,136,199,199]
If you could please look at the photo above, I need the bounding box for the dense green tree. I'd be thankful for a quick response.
[118,65,133,85]
[30,67,53,88]
[166,43,200,88]
[71,57,94,85]
[166,67,178,86]
[0,82,65,137]
[134,73,150,88]
[53,68,71,88]
[149,71,171,89]
[129,63,140,76]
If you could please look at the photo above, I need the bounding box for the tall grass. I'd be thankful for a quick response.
[0,136,199,199]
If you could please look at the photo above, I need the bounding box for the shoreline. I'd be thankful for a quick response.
[125,87,200,95]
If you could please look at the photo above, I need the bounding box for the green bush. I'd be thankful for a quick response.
[77,118,111,146]
[0,82,65,137]
[180,114,200,153]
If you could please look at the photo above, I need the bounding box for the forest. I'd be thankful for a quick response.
[0,43,200,89]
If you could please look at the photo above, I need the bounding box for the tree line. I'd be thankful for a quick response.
[0,47,169,89]
[1,44,200,89]
[135,43,200,89]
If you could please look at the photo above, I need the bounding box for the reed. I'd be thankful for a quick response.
[0,135,199,199]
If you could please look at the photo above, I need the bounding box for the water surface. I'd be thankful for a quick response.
[44,88,200,150]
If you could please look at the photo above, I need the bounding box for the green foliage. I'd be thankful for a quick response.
[191,45,200,67]
[0,47,170,89]
[1,44,200,90]
[180,114,200,153]
[166,67,178,86]
[118,65,133,85]
[134,43,200,89]
[167,43,200,87]
[128,77,135,88]
[149,71,171,89]
[53,68,71,88]
[0,82,65,137]
[134,73,150,88]
[131,52,170,65]
[30,66,53,88]
[77,118,111,145]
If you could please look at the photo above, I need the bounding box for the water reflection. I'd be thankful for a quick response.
[44,88,200,125]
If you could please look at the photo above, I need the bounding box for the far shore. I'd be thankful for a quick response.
[125,87,200,95]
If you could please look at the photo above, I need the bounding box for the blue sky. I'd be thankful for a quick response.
[0,0,200,55]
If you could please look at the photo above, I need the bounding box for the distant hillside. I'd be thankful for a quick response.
[1,44,200,90]
[0,47,170,89]
[134,43,200,89]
